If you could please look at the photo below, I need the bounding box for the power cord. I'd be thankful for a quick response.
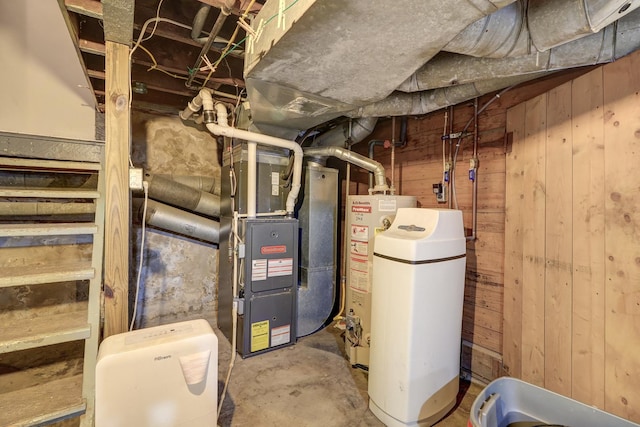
[130,180,149,331]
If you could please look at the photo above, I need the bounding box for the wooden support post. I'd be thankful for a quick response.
[103,41,130,337]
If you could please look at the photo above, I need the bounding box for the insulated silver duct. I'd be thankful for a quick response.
[137,199,220,244]
[0,202,95,216]
[146,175,220,217]
[398,9,640,92]
[444,0,640,56]
[191,4,211,42]
[243,0,518,131]
[310,117,378,148]
[304,146,388,192]
[351,73,550,118]
[156,174,219,195]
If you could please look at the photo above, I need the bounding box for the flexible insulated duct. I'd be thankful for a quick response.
[351,73,550,118]
[136,199,220,244]
[443,0,640,57]
[310,118,378,148]
[146,174,220,217]
[398,9,640,92]
[304,146,388,192]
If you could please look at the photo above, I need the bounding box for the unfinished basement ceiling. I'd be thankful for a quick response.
[64,0,640,128]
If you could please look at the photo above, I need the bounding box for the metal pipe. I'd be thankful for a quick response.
[146,174,220,217]
[186,1,233,88]
[191,4,211,41]
[468,98,479,242]
[304,146,388,193]
[312,118,378,148]
[367,140,385,189]
[156,174,218,195]
[390,117,396,193]
[137,199,220,243]
[448,106,454,208]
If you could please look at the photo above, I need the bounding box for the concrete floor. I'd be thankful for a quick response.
[217,322,482,427]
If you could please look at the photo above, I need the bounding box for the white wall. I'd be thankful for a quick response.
[0,0,96,140]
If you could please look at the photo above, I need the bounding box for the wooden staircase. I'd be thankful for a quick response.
[0,133,104,426]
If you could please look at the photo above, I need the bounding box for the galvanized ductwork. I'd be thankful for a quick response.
[398,8,640,92]
[310,118,378,148]
[443,0,640,57]
[244,0,517,131]
[146,174,220,217]
[350,73,549,118]
[136,199,220,244]
[156,174,219,195]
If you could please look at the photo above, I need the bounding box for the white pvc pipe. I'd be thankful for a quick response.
[246,141,257,218]
[183,89,303,216]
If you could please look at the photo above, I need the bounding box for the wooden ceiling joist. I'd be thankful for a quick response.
[64,0,103,20]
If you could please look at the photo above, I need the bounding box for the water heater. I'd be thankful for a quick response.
[95,319,218,427]
[344,194,416,368]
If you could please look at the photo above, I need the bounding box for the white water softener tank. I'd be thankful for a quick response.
[96,319,218,427]
[368,208,466,427]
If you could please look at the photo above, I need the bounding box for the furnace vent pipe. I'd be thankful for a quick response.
[311,118,379,148]
[304,146,389,193]
[191,4,211,42]
[136,199,220,244]
[186,89,303,217]
[352,73,549,118]
[399,8,640,92]
[146,174,220,217]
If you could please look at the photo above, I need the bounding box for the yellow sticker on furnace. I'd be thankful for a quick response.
[251,320,269,352]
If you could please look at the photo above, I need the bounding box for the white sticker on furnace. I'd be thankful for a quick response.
[271,172,280,196]
[351,224,369,241]
[251,259,267,281]
[268,258,293,277]
[271,324,290,347]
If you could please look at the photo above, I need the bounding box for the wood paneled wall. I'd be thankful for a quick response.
[504,51,640,421]
[352,69,592,381]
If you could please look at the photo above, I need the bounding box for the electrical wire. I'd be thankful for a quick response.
[200,0,302,88]
[130,181,149,331]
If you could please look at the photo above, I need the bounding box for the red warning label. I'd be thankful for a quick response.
[260,245,287,255]
[352,205,372,213]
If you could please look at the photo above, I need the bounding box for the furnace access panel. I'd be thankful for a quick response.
[238,218,298,357]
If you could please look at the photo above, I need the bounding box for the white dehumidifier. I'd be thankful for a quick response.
[96,319,218,427]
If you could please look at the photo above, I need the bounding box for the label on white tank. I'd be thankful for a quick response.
[350,254,370,292]
[378,198,397,212]
[350,240,368,255]
[350,224,369,242]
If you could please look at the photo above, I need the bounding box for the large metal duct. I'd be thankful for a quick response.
[243,0,516,131]
[156,174,219,195]
[136,199,220,244]
[443,0,640,57]
[309,117,378,148]
[350,73,550,118]
[146,174,220,217]
[398,9,640,92]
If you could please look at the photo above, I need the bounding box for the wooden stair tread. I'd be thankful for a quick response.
[0,262,94,287]
[0,308,90,354]
[0,375,85,426]
[0,156,100,171]
[0,222,98,237]
[0,187,99,199]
